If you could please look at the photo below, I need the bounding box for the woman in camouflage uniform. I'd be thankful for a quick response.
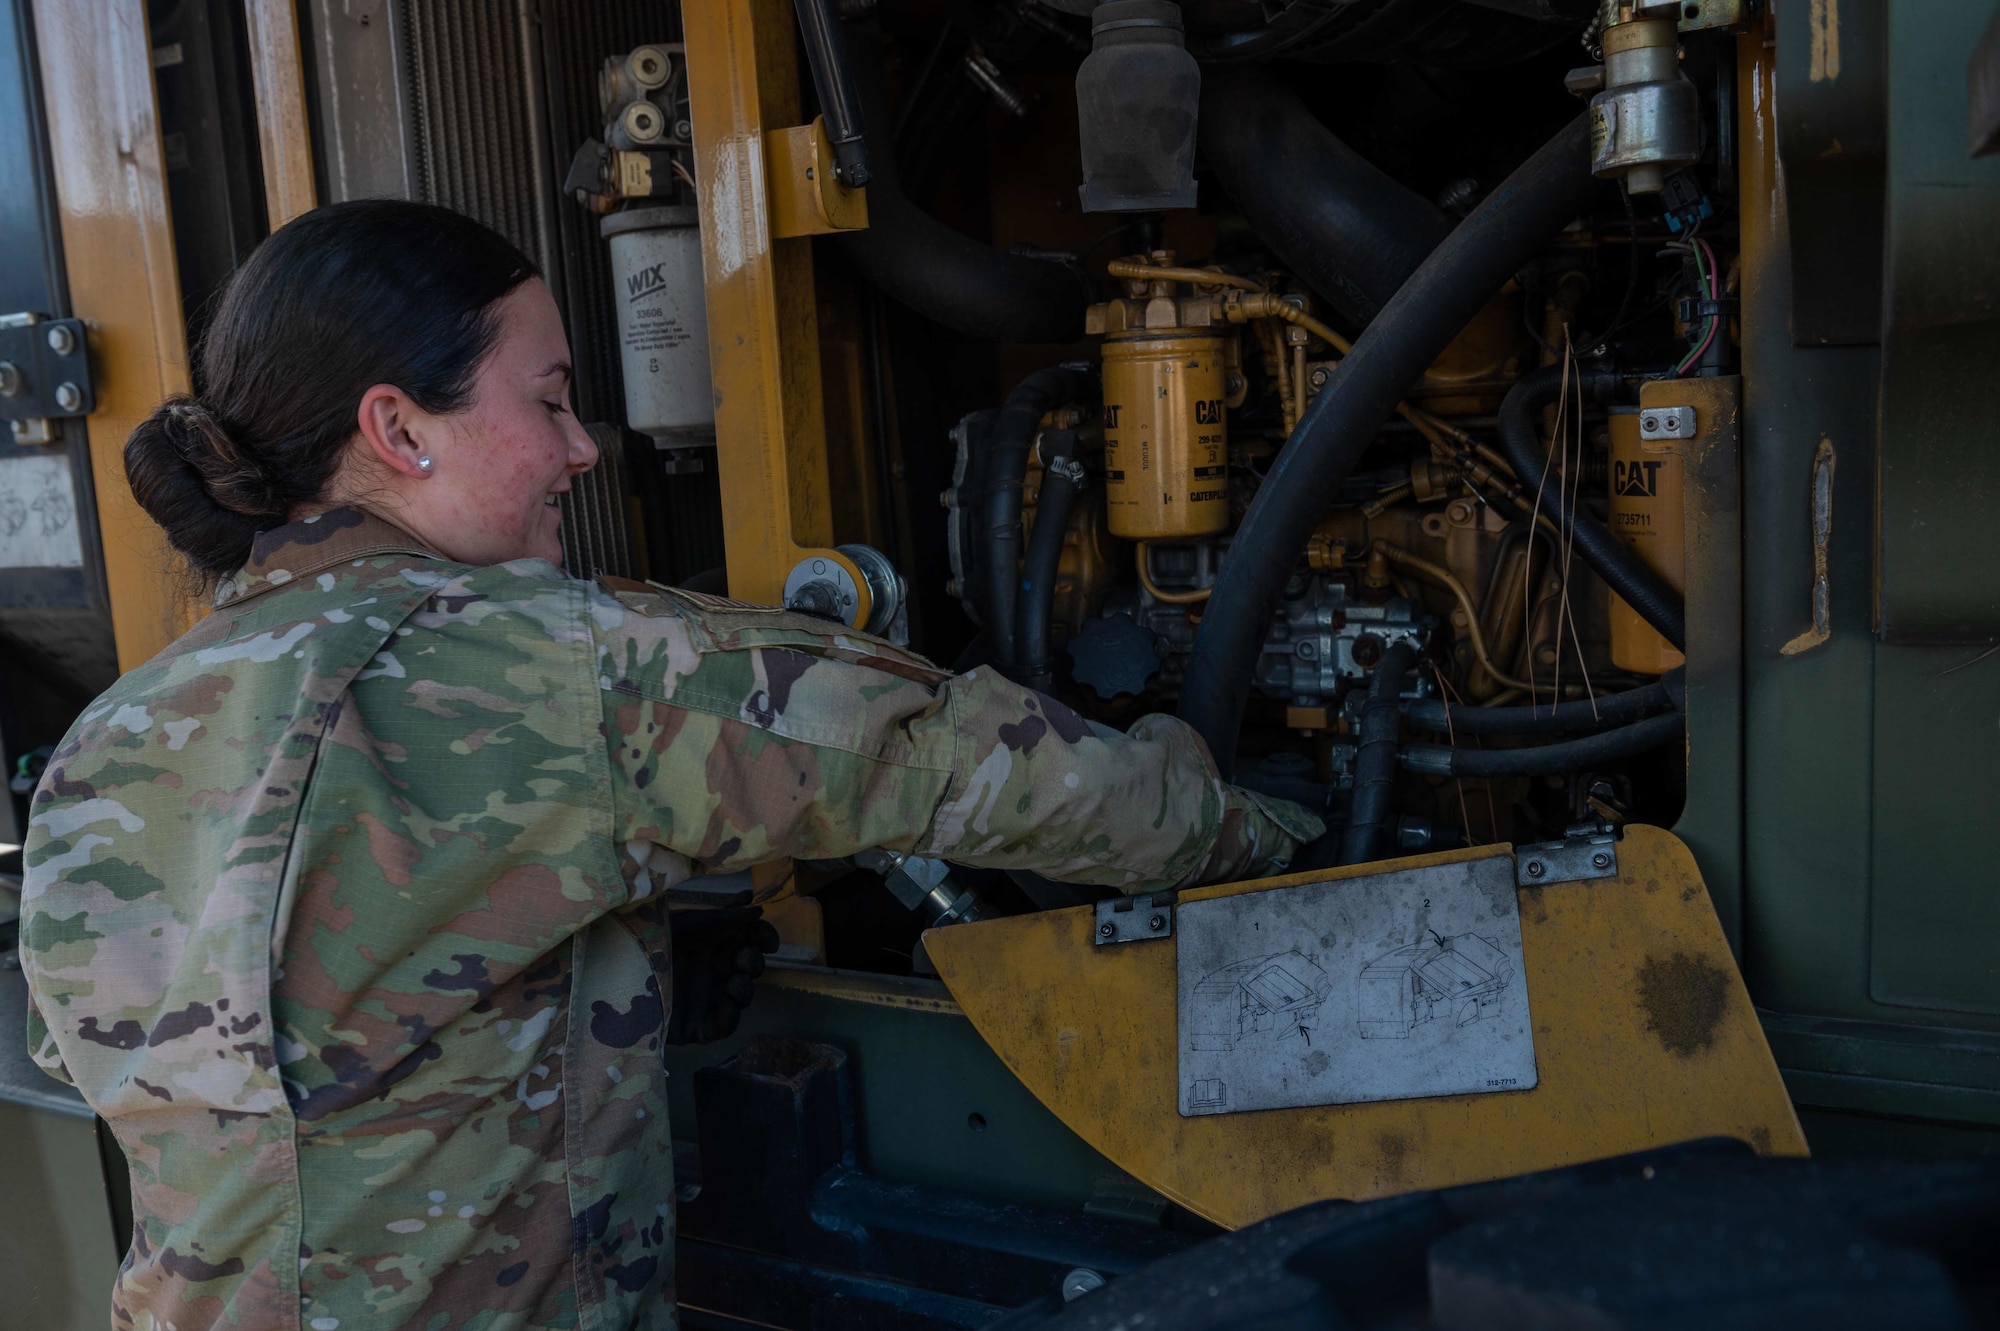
[19,202,1319,1331]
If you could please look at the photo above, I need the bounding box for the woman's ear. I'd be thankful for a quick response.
[355,384,435,479]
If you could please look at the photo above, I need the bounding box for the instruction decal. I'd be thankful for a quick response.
[1175,855,1536,1116]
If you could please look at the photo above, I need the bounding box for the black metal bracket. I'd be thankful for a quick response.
[0,314,94,431]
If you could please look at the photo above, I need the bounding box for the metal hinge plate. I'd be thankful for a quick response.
[1095,891,1176,945]
[0,315,94,434]
[1515,833,1620,887]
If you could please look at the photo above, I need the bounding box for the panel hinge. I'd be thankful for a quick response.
[1095,891,1176,945]
[0,313,94,445]
[1515,826,1621,887]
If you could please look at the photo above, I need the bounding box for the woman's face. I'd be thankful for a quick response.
[362,278,599,567]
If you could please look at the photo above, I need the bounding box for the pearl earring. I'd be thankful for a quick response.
[417,455,434,474]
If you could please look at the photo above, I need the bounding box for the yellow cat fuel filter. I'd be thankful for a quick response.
[1100,333,1229,540]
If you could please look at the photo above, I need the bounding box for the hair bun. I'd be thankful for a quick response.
[161,397,226,451]
[125,394,278,578]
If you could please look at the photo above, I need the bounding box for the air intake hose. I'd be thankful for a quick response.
[1179,114,1599,778]
[1199,65,1453,328]
[835,27,1088,343]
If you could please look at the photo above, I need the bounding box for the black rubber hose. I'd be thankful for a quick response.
[1497,364,1687,651]
[1016,429,1084,693]
[987,366,1096,675]
[1404,668,1682,736]
[1401,710,1684,779]
[834,27,1087,344]
[1339,639,1418,865]
[1199,65,1453,329]
[1179,113,1601,779]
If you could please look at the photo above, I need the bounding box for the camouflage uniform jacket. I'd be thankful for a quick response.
[20,508,1320,1331]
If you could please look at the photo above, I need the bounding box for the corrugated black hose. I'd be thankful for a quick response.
[1496,364,1687,651]
[1179,113,1603,779]
[1016,429,1085,693]
[1339,639,1419,866]
[986,365,1097,676]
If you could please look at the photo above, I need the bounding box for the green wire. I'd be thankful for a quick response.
[1674,241,1715,376]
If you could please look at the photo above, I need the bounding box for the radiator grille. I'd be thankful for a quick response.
[398,0,722,583]
[567,424,635,579]
[402,1,546,259]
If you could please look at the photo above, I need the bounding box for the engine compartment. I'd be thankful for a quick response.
[559,0,1743,971]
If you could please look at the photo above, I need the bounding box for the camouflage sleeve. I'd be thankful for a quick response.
[593,583,1322,894]
[3,880,65,1082]
[907,673,1323,891]
[21,978,74,1085]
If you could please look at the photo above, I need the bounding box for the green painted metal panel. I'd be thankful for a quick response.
[662,968,1148,1214]
[1875,0,2000,640]
[0,1102,119,1331]
[1738,0,2000,1149]
[1870,643,2000,1014]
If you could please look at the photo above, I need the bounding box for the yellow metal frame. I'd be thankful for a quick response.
[926,826,1806,1229]
[766,118,869,239]
[682,0,874,616]
[33,0,199,670]
[244,0,318,229]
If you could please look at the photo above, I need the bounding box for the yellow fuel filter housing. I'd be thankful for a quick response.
[1101,333,1229,540]
[1606,405,1685,674]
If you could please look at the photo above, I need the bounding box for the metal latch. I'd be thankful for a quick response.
[0,313,94,445]
[1094,891,1175,945]
[1515,831,1620,887]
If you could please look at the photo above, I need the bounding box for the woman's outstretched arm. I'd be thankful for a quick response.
[592,581,1321,894]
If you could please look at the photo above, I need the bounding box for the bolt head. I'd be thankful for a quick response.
[1098,922,1115,938]
[46,324,76,356]
[623,102,664,142]
[0,361,19,397]
[54,381,82,413]
[1309,367,1330,388]
[1592,851,1612,869]
[1525,860,1546,879]
[1148,914,1165,932]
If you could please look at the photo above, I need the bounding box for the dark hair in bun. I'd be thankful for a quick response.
[124,199,538,579]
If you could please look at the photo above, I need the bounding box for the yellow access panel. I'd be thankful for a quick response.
[925,825,1804,1230]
